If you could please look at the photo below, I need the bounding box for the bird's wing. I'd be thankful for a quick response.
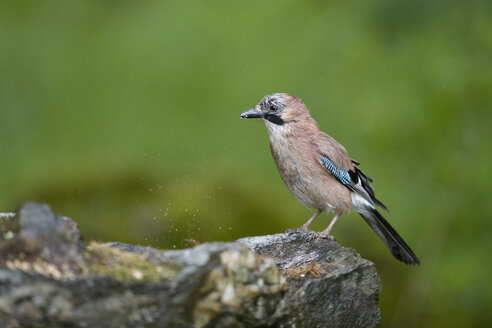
[313,134,388,211]
[350,160,388,210]
[312,134,354,171]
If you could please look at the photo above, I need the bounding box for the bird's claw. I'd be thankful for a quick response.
[321,234,335,241]
[312,230,335,240]
[285,228,335,241]
[305,231,319,241]
[285,227,310,234]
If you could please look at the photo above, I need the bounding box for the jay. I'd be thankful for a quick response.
[240,93,419,265]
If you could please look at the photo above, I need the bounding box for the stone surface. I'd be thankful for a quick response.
[0,203,381,327]
[238,234,381,327]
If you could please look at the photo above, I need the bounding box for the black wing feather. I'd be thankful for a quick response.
[351,161,388,211]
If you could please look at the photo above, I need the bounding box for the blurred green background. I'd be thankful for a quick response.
[1,0,491,326]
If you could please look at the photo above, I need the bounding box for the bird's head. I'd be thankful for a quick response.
[240,93,308,126]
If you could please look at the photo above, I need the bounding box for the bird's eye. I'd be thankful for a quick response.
[269,104,279,112]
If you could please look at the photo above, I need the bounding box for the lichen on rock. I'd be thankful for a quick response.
[194,247,287,327]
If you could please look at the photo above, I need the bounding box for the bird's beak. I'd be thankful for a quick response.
[240,108,263,119]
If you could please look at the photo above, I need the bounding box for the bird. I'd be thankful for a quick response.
[240,93,420,265]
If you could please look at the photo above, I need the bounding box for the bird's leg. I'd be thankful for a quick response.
[300,209,323,231]
[286,209,322,234]
[319,213,340,239]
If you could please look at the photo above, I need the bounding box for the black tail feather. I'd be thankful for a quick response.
[359,209,420,265]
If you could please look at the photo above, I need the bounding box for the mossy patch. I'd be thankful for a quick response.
[2,243,182,282]
[0,213,19,237]
[86,242,181,282]
[283,261,328,280]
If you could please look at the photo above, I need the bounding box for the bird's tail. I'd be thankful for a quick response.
[359,209,420,265]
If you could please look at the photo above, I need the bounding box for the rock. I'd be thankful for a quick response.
[238,234,381,328]
[0,203,381,327]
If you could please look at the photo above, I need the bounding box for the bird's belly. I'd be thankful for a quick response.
[275,155,350,213]
[282,173,323,209]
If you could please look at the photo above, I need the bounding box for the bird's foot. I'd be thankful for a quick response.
[285,226,310,234]
[320,233,335,241]
[285,228,335,241]
[306,231,335,241]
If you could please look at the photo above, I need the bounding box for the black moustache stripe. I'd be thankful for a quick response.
[264,114,284,125]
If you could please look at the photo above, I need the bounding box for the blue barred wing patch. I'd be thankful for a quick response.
[319,155,351,185]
